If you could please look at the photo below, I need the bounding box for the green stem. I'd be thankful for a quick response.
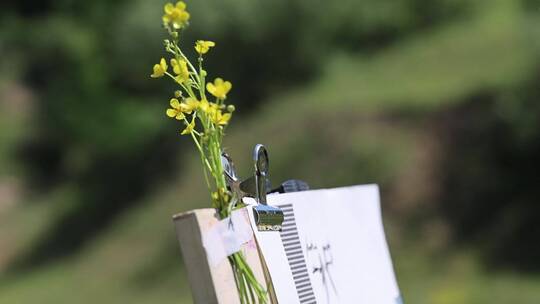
[175,45,200,81]
[198,56,206,99]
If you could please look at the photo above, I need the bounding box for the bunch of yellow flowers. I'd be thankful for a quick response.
[150,27,232,136]
[150,2,267,303]
[151,0,237,226]
[151,0,236,200]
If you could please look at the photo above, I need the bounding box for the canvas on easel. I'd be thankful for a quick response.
[246,184,402,304]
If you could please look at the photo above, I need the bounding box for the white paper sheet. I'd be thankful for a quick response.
[247,184,402,304]
[247,206,300,304]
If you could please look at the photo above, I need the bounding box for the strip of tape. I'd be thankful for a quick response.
[202,208,254,267]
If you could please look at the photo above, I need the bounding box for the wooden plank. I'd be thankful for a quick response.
[173,208,274,304]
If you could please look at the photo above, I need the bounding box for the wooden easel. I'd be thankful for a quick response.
[173,208,276,304]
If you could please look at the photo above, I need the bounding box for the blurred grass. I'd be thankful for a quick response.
[298,0,533,113]
[396,248,540,304]
[1,0,539,302]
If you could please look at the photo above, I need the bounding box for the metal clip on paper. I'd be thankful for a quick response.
[222,144,284,232]
[251,144,284,231]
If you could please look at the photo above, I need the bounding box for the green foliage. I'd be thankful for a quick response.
[0,0,539,302]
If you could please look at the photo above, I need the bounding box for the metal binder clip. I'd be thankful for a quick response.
[221,145,284,231]
[251,144,284,231]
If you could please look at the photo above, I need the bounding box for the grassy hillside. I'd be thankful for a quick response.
[1,0,539,303]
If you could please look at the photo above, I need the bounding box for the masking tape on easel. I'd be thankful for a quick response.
[202,209,254,266]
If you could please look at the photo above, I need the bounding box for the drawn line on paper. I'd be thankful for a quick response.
[278,203,317,304]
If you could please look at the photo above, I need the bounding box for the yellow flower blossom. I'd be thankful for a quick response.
[180,117,196,135]
[150,58,168,78]
[180,97,199,114]
[171,58,189,83]
[210,110,232,126]
[195,40,215,55]
[210,102,219,113]
[166,98,185,120]
[198,99,210,113]
[206,78,232,99]
[162,1,190,29]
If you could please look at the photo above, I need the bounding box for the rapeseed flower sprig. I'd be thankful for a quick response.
[150,2,267,303]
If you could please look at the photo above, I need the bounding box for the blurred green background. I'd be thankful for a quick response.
[1,0,540,303]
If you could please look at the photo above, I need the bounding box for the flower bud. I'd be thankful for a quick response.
[174,90,182,98]
[227,105,235,112]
